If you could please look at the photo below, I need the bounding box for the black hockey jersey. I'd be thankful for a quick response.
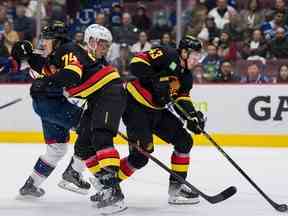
[127,46,194,110]
[30,42,120,99]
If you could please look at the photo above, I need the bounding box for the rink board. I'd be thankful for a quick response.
[0,84,287,147]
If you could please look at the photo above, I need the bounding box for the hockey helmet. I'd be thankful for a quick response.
[84,24,113,51]
[178,35,202,52]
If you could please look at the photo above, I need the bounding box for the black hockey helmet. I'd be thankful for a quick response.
[178,35,202,52]
[41,20,68,40]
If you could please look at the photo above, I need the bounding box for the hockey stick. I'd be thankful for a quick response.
[170,99,288,212]
[117,131,237,204]
[0,98,22,110]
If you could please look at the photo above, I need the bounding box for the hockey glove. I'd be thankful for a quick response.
[152,79,171,106]
[11,40,33,63]
[186,111,205,134]
[30,78,64,98]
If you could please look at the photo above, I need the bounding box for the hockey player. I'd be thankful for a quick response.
[58,24,118,197]
[117,35,205,205]
[14,22,126,211]
[11,21,92,198]
[65,24,127,212]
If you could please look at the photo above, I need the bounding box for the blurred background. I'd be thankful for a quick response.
[1,0,288,84]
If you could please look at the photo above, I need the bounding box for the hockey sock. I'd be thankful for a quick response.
[96,147,120,170]
[170,151,190,181]
[85,155,101,175]
[71,155,86,173]
[31,157,55,187]
[118,157,136,181]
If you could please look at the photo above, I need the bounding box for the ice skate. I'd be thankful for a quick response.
[58,162,91,195]
[168,181,200,205]
[90,170,127,214]
[18,176,45,199]
[89,173,104,192]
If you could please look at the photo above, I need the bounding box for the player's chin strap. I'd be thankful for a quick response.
[167,98,288,213]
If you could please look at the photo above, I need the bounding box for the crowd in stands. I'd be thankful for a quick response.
[0,0,288,84]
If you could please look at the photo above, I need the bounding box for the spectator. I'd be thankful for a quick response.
[95,12,107,27]
[275,64,288,83]
[241,29,268,59]
[216,60,240,82]
[150,11,172,40]
[273,0,288,24]
[3,20,19,54]
[201,43,222,81]
[25,0,46,18]
[223,13,245,41]
[13,4,35,42]
[0,34,9,57]
[131,31,152,53]
[240,0,264,36]
[205,0,237,11]
[159,32,176,48]
[112,12,138,45]
[112,43,132,76]
[217,31,237,61]
[5,0,16,21]
[182,0,208,27]
[0,4,7,34]
[132,4,151,32]
[269,27,288,59]
[261,11,288,40]
[198,16,221,43]
[192,64,208,84]
[73,31,84,46]
[107,42,120,63]
[208,0,237,30]
[0,35,11,82]
[109,2,122,28]
[241,62,270,83]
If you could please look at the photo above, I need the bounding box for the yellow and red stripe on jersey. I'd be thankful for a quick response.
[127,80,163,110]
[130,52,151,66]
[171,151,190,173]
[64,60,84,78]
[66,65,120,98]
[118,157,136,181]
[96,148,120,168]
[85,155,101,175]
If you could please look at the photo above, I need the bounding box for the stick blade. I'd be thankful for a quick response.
[208,186,237,204]
[275,204,288,212]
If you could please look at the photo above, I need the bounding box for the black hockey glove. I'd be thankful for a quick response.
[30,78,64,98]
[152,79,171,106]
[11,40,33,63]
[186,111,205,134]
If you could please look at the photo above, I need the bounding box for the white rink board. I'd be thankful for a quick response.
[0,84,287,134]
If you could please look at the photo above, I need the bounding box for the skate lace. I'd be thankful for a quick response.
[180,184,198,196]
[72,171,87,185]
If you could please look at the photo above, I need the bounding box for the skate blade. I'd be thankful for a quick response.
[95,200,128,216]
[168,197,200,205]
[58,180,89,195]
[89,177,103,192]
[15,194,43,201]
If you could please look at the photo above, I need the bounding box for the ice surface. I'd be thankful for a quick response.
[0,144,287,216]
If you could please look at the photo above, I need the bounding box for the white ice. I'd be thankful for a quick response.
[0,144,287,216]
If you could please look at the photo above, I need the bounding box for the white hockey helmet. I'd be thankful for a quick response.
[84,24,113,51]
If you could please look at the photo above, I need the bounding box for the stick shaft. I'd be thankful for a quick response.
[171,98,284,210]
